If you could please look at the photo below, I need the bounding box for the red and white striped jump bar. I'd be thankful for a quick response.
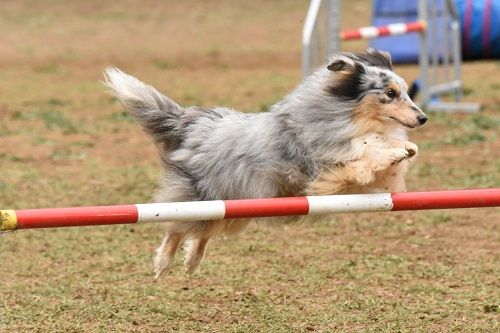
[340,20,427,40]
[1,189,499,232]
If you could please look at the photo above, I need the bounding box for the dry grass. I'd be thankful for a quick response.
[1,1,499,332]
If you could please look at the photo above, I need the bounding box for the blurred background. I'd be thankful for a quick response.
[1,1,498,332]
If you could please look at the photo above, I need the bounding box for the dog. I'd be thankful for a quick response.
[104,48,427,277]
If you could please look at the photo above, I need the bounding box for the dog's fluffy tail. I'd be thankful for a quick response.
[103,67,184,148]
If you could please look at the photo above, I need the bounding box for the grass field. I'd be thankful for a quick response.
[1,1,499,332]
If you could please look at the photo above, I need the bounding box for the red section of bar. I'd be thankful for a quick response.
[15,205,138,229]
[391,189,500,211]
[405,21,426,33]
[224,197,309,218]
[377,26,391,36]
[341,30,363,40]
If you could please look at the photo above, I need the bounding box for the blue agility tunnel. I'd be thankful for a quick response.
[456,0,500,60]
[370,0,500,63]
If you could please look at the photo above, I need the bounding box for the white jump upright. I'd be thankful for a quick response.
[302,0,480,113]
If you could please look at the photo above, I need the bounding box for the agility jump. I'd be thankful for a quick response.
[1,189,499,232]
[302,0,480,112]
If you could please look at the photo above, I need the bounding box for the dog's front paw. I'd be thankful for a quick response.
[375,147,411,168]
[389,141,418,158]
[390,147,411,164]
[402,142,418,159]
[388,141,419,164]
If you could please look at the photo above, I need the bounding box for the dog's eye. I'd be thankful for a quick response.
[386,89,397,99]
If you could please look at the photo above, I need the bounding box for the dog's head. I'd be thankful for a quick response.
[325,49,427,133]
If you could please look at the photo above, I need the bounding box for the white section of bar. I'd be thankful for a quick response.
[306,193,393,214]
[136,201,226,223]
[387,23,408,35]
[359,27,379,39]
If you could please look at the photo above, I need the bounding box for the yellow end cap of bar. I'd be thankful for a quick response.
[0,210,17,232]
[420,20,428,31]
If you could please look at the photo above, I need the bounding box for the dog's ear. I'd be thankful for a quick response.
[327,59,348,72]
[326,55,356,72]
[327,53,369,76]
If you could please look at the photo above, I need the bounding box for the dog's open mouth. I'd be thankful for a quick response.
[389,116,418,129]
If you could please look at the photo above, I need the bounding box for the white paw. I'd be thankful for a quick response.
[184,255,203,276]
[153,248,172,279]
[374,148,410,169]
[403,142,418,158]
[389,148,410,164]
[183,239,205,276]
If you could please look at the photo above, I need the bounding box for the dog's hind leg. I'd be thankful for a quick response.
[183,237,210,275]
[225,219,251,235]
[182,220,227,275]
[183,219,253,275]
[154,232,184,279]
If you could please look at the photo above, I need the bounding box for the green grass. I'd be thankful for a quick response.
[12,109,78,134]
[2,215,498,332]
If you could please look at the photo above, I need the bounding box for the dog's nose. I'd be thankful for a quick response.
[417,115,428,125]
